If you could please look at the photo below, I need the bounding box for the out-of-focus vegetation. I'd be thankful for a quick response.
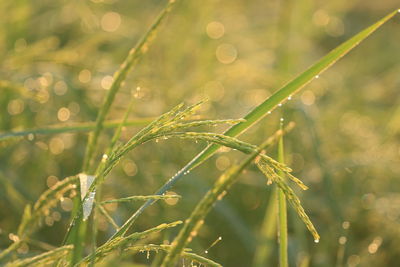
[1,0,399,266]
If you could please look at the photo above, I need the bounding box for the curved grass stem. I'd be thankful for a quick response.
[161,123,295,267]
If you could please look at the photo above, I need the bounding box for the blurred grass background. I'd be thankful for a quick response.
[1,0,400,266]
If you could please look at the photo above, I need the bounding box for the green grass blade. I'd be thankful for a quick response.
[126,244,222,267]
[82,0,177,172]
[0,118,154,142]
[79,221,182,265]
[161,123,295,267]
[5,245,73,267]
[111,10,398,239]
[188,9,399,169]
[65,1,178,263]
[277,124,288,267]
[101,195,181,204]
[252,186,278,267]
[97,204,119,230]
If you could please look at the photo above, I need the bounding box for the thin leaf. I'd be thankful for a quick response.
[79,221,182,265]
[187,9,400,170]
[118,9,399,239]
[5,245,73,267]
[161,123,295,267]
[127,244,222,267]
[66,0,178,263]
[0,118,154,142]
[101,194,181,204]
[82,0,178,172]
[277,124,288,267]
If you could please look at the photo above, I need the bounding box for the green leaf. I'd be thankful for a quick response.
[0,118,154,143]
[190,9,399,168]
[113,9,399,237]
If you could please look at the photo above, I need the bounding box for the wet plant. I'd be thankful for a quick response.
[1,0,399,266]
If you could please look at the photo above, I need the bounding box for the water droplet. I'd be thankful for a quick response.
[314,239,320,243]
[398,9,400,13]
[288,95,292,100]
[102,154,108,162]
[280,118,284,122]
[205,250,208,254]
[219,236,222,240]
[268,111,271,114]
[278,103,282,107]
[315,75,320,79]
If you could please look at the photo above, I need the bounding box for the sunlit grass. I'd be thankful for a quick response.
[0,1,399,266]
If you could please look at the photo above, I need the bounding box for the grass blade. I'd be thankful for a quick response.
[112,9,399,239]
[5,245,73,267]
[186,9,399,170]
[277,124,288,267]
[83,0,177,172]
[101,195,181,204]
[161,123,295,267]
[127,244,222,267]
[0,118,154,142]
[252,186,278,267]
[65,1,178,263]
[79,221,182,265]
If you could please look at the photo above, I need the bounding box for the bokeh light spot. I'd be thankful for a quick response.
[7,99,25,115]
[49,137,65,155]
[215,156,231,171]
[206,21,225,39]
[47,175,59,188]
[61,198,73,211]
[101,12,121,32]
[216,43,237,64]
[301,90,315,106]
[54,81,68,96]
[57,107,70,122]
[313,10,330,26]
[123,159,138,176]
[79,69,92,83]
[101,75,114,90]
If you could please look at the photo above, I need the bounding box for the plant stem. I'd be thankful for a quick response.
[161,123,295,267]
[0,118,154,142]
[278,123,288,267]
[252,186,278,267]
[110,10,399,239]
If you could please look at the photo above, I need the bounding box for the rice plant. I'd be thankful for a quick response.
[1,0,399,266]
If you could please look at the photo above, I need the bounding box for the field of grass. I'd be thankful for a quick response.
[1,0,400,266]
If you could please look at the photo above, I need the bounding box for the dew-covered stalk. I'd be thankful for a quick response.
[161,123,295,267]
[115,10,399,235]
[5,245,73,267]
[277,123,288,267]
[0,118,154,143]
[89,92,136,267]
[82,0,177,173]
[125,244,221,267]
[64,1,178,263]
[79,221,182,265]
